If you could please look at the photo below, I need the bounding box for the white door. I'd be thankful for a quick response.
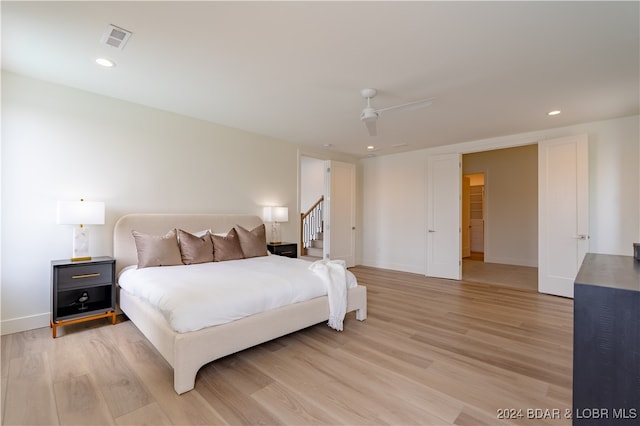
[538,134,589,298]
[324,160,356,267]
[426,153,461,279]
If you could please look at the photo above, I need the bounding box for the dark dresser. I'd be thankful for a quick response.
[573,253,639,424]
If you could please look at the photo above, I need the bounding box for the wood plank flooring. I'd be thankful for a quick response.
[1,265,573,425]
[462,260,538,292]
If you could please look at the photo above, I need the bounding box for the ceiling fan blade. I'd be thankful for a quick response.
[364,118,377,136]
[376,97,435,115]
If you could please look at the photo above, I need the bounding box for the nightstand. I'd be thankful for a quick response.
[51,256,116,338]
[267,242,297,258]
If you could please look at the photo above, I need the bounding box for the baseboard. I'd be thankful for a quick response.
[1,312,50,335]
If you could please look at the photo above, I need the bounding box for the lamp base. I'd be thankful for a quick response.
[270,222,282,246]
[72,226,91,261]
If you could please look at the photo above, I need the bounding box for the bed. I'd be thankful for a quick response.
[113,213,367,394]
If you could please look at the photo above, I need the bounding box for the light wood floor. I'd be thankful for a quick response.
[1,266,573,425]
[462,260,538,292]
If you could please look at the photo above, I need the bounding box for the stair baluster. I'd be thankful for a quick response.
[300,196,324,257]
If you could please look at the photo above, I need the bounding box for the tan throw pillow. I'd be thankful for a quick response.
[235,224,267,258]
[177,229,214,265]
[132,229,183,268]
[211,228,244,261]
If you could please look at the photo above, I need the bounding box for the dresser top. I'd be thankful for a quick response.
[575,253,640,293]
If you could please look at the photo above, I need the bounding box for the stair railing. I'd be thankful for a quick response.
[300,196,324,256]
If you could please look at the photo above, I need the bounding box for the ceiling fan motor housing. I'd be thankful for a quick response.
[360,108,378,121]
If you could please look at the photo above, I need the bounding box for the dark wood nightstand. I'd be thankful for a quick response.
[50,256,116,338]
[267,242,297,258]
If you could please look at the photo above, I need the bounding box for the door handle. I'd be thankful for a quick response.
[573,234,589,240]
[428,229,436,233]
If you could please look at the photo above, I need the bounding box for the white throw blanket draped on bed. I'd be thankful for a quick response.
[308,259,349,331]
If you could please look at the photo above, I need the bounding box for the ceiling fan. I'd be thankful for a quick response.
[360,88,434,136]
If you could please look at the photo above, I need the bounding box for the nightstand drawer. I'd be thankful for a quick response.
[274,247,296,256]
[56,263,113,289]
[267,243,297,258]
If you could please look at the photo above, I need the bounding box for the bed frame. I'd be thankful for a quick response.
[113,213,367,394]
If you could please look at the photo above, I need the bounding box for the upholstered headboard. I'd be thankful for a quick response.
[113,213,263,276]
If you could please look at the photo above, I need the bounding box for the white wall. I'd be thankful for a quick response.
[463,144,538,267]
[300,156,325,212]
[1,72,303,334]
[359,115,639,273]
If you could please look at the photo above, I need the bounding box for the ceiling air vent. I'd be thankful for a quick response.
[101,24,132,50]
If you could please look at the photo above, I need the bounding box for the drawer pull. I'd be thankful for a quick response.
[71,273,101,279]
[280,251,293,255]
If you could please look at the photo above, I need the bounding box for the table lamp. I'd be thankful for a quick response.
[263,206,288,244]
[57,199,105,261]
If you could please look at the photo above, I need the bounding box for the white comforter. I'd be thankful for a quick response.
[118,255,357,333]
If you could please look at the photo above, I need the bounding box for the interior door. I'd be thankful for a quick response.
[462,176,471,258]
[324,160,356,267]
[426,153,461,279]
[538,134,589,298]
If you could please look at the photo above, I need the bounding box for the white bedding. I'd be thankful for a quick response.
[118,255,357,333]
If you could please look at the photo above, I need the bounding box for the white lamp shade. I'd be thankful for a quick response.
[263,206,288,222]
[57,200,105,225]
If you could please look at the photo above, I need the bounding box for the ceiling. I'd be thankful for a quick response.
[3,1,638,158]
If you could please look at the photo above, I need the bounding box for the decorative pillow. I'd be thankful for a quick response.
[191,229,211,238]
[235,224,267,258]
[177,229,214,265]
[132,229,183,268]
[211,228,244,261]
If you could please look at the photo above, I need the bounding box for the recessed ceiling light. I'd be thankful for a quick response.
[367,145,375,150]
[547,110,561,116]
[95,57,115,67]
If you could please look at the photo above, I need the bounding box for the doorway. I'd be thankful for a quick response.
[300,156,325,260]
[427,136,588,297]
[462,172,485,261]
[299,155,356,266]
[461,146,538,291]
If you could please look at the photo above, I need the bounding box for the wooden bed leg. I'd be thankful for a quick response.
[356,307,367,321]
